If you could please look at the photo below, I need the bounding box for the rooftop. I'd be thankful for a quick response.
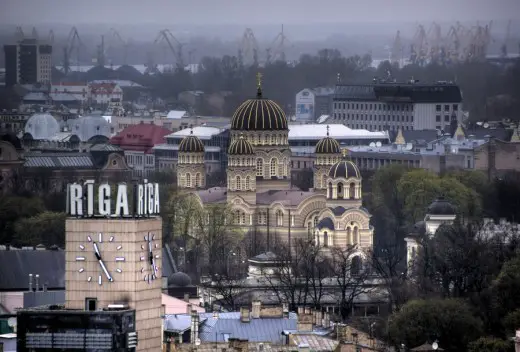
[166,110,188,119]
[288,124,388,140]
[166,126,222,140]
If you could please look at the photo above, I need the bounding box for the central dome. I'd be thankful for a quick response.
[231,76,288,131]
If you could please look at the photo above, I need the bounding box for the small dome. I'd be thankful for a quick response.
[316,137,340,154]
[228,135,254,155]
[24,113,59,140]
[72,115,111,142]
[328,160,361,179]
[179,131,205,153]
[427,197,456,215]
[168,272,192,287]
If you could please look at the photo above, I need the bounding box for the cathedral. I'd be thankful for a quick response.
[176,75,374,253]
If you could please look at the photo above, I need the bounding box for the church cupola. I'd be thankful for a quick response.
[314,125,342,190]
[325,148,362,207]
[177,128,206,189]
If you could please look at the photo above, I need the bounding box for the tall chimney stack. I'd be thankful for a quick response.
[190,310,199,344]
[29,274,33,292]
[251,300,261,319]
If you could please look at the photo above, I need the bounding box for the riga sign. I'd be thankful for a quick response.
[66,180,160,217]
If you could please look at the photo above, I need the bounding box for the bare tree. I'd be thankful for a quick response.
[330,245,373,321]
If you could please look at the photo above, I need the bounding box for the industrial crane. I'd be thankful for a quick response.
[63,26,84,75]
[109,28,131,65]
[154,29,186,70]
[269,24,289,63]
[501,20,511,58]
[410,24,428,66]
[238,28,259,67]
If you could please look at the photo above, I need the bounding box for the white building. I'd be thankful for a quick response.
[295,87,334,122]
[51,83,89,103]
[88,82,123,106]
[331,82,463,132]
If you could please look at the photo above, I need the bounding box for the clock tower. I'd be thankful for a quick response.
[64,182,163,352]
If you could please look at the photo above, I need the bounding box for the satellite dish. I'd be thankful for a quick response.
[369,142,376,147]
[432,341,439,350]
[483,122,489,128]
[7,317,17,327]
[376,141,382,147]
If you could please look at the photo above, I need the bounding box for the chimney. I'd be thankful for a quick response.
[184,293,190,302]
[240,307,250,323]
[297,307,313,332]
[35,274,40,292]
[314,310,323,327]
[190,310,199,344]
[282,303,289,318]
[251,300,261,319]
[186,303,192,314]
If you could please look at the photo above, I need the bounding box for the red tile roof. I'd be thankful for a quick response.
[110,123,171,153]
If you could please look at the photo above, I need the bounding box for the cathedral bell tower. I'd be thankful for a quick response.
[227,135,256,204]
[177,129,206,189]
[313,125,342,192]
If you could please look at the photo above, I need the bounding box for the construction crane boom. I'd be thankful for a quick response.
[154,29,185,70]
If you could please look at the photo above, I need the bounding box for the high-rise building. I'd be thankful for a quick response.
[3,39,52,86]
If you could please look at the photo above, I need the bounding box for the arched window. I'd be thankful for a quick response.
[351,256,362,276]
[270,158,278,177]
[347,227,352,244]
[323,231,329,247]
[322,174,327,189]
[245,176,250,190]
[353,226,359,244]
[186,173,191,187]
[234,210,240,224]
[337,182,344,199]
[236,175,241,190]
[264,135,268,144]
[256,159,263,177]
[195,173,201,187]
[313,216,319,228]
[276,210,283,226]
[328,182,333,199]
[270,135,275,145]
[241,212,246,225]
[349,182,356,199]
[307,222,312,238]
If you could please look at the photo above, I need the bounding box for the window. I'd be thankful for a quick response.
[453,104,458,111]
[276,210,283,226]
[349,182,356,199]
[195,173,201,187]
[444,104,449,112]
[245,176,250,190]
[337,182,344,199]
[347,227,352,244]
[353,226,359,243]
[282,157,288,176]
[236,175,241,190]
[270,158,278,177]
[256,158,263,176]
[323,231,329,247]
[351,256,361,276]
[186,173,191,187]
[436,115,441,122]
[436,105,441,112]
[85,298,97,311]
[444,115,450,122]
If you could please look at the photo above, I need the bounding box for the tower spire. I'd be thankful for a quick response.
[256,72,263,98]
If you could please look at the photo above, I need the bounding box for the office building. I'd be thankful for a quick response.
[331,81,463,132]
[3,39,52,86]
[295,87,334,122]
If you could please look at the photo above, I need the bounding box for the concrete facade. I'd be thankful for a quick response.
[65,217,163,352]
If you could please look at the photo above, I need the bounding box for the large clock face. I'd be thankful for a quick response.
[75,232,124,285]
[140,232,160,284]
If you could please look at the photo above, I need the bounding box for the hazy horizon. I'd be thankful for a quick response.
[2,0,520,26]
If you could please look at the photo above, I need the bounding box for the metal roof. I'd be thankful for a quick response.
[289,124,388,140]
[0,250,65,291]
[24,153,95,168]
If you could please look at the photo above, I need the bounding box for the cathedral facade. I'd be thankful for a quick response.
[176,77,374,254]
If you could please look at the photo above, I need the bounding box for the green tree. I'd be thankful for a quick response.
[397,169,441,223]
[467,337,514,352]
[387,298,483,351]
[13,211,67,247]
[503,309,520,337]
[0,195,46,244]
[492,256,520,317]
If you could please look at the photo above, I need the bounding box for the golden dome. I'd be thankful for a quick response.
[315,125,341,154]
[328,160,361,179]
[228,135,254,155]
[178,130,204,153]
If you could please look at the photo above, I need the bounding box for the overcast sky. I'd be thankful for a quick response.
[1,0,520,25]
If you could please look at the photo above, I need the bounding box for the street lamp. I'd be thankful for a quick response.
[226,251,236,276]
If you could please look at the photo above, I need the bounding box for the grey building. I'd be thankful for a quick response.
[295,87,334,122]
[3,39,52,86]
[331,81,463,132]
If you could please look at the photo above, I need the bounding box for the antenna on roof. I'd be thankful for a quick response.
[326,125,330,136]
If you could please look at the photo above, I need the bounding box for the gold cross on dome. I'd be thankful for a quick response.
[256,72,263,89]
[341,148,349,158]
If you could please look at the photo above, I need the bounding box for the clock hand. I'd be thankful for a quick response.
[93,242,113,282]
